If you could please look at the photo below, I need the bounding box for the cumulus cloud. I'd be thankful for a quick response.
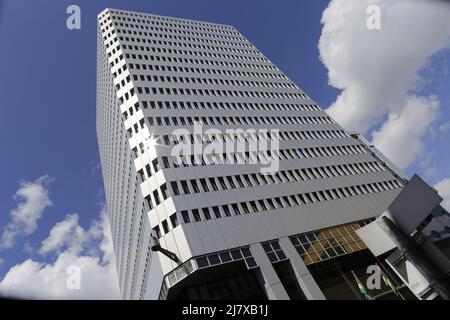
[1,176,53,249]
[39,213,94,255]
[434,178,450,212]
[371,95,439,169]
[319,0,450,169]
[0,207,120,300]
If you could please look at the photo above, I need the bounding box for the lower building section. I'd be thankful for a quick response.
[156,219,415,300]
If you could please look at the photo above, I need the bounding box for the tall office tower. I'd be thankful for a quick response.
[97,8,406,300]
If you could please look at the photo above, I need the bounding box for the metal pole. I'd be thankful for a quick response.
[375,258,406,300]
[377,216,450,300]
[334,262,361,300]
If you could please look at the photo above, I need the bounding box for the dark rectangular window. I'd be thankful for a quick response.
[181,210,190,223]
[212,206,221,218]
[181,181,190,194]
[162,220,169,234]
[145,164,152,177]
[144,195,153,211]
[152,158,160,172]
[202,208,211,220]
[190,179,200,193]
[171,182,180,196]
[170,213,179,228]
[153,190,160,206]
[209,178,219,191]
[192,209,201,222]
[222,205,232,217]
[200,178,209,192]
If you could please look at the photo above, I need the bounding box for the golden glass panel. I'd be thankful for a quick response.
[349,242,360,251]
[343,225,354,234]
[343,234,354,242]
[329,228,341,237]
[322,229,333,238]
[337,226,347,234]
[316,250,329,260]
[303,255,312,265]
[319,239,329,248]
[311,241,323,252]
[329,238,339,247]
[351,232,362,241]
[342,244,353,253]
[355,240,367,249]
[351,223,361,230]
[309,252,321,263]
[335,235,345,245]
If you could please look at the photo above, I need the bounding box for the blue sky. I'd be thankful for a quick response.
[0,0,449,298]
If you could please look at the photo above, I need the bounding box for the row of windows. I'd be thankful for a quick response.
[123,38,265,64]
[119,36,259,60]
[146,113,329,130]
[127,101,317,122]
[124,49,284,80]
[146,129,348,146]
[119,73,303,104]
[127,72,296,91]
[123,46,270,71]
[112,18,238,38]
[112,18,244,43]
[166,161,387,197]
[133,140,367,167]
[103,10,235,34]
[135,84,302,101]
[195,247,256,271]
[116,26,254,51]
[139,159,385,206]
[119,33,262,62]
[151,179,401,239]
[128,59,278,78]
[129,115,332,137]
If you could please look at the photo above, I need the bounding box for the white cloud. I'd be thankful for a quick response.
[371,95,438,169]
[39,214,86,255]
[0,207,120,300]
[319,0,450,169]
[1,176,53,249]
[434,178,450,212]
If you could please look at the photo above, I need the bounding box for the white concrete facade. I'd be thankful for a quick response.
[96,8,405,300]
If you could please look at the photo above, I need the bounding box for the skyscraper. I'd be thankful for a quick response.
[96,8,405,300]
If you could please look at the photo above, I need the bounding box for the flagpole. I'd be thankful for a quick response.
[376,259,406,300]
[334,262,362,300]
[351,270,373,300]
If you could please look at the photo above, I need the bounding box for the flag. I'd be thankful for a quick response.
[351,271,372,300]
[378,264,398,296]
